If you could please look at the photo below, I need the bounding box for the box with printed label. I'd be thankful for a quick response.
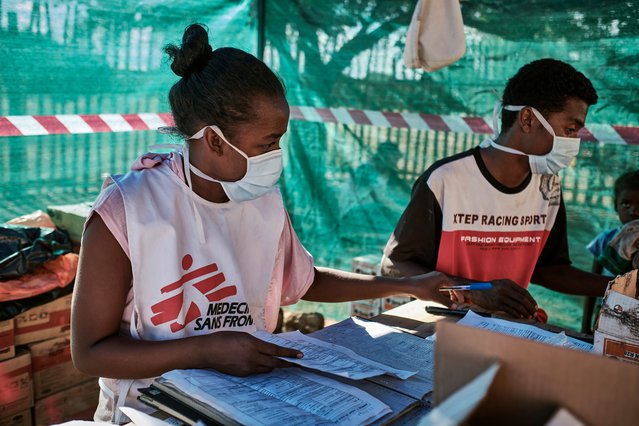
[0,408,32,426]
[34,379,100,425]
[383,296,413,312]
[28,334,93,399]
[14,294,72,345]
[352,254,381,275]
[0,319,15,362]
[426,321,639,425]
[47,202,92,245]
[350,255,384,319]
[594,269,639,365]
[350,299,383,319]
[0,350,33,418]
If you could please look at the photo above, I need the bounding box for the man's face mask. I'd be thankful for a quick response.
[184,125,283,202]
[488,104,581,175]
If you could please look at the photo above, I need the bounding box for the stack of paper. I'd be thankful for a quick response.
[141,318,433,425]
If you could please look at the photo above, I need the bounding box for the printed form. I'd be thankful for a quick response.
[310,317,437,399]
[253,329,417,380]
[160,367,391,426]
[454,311,593,351]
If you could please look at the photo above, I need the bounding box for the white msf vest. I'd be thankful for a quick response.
[96,160,285,423]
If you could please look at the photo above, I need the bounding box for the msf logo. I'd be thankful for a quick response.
[150,254,237,332]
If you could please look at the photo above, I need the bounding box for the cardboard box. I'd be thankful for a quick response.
[349,256,413,317]
[46,202,91,244]
[382,296,413,312]
[0,409,32,426]
[351,254,381,275]
[594,269,639,365]
[350,255,384,319]
[350,299,383,319]
[14,294,72,345]
[34,379,100,425]
[0,319,15,362]
[425,321,639,425]
[0,350,33,418]
[28,334,93,399]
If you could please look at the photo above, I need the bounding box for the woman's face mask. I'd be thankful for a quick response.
[489,104,581,175]
[184,125,283,202]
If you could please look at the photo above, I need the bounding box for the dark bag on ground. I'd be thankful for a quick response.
[0,225,72,279]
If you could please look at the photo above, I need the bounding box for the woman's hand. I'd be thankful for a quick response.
[408,271,462,308]
[197,331,304,377]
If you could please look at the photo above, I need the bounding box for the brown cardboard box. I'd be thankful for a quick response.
[429,321,639,425]
[350,255,384,319]
[34,379,100,425]
[350,299,383,319]
[382,296,412,312]
[594,269,639,365]
[0,350,33,418]
[28,334,93,399]
[46,202,91,245]
[0,320,15,362]
[14,294,71,345]
[0,409,32,426]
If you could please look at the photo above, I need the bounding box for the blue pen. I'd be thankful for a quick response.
[439,282,493,291]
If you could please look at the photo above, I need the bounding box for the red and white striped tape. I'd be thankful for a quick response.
[1,108,638,145]
[0,113,175,137]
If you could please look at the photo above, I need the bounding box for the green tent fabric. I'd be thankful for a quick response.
[1,0,638,330]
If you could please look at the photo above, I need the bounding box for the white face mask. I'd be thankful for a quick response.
[489,103,580,175]
[185,125,283,202]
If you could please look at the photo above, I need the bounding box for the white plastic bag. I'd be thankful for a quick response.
[404,0,466,72]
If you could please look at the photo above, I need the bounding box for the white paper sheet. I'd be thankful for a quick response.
[455,311,593,351]
[310,317,436,398]
[417,363,501,426]
[161,368,391,426]
[253,329,417,379]
[119,407,172,426]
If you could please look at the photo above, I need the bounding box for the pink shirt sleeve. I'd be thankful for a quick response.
[278,212,315,305]
[88,181,130,258]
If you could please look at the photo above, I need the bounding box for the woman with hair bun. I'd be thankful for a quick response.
[70,23,458,423]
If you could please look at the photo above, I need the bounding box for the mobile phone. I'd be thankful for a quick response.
[425,306,469,317]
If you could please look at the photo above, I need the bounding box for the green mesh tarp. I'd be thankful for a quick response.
[1,0,638,330]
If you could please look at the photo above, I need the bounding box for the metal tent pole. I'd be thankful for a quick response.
[257,0,266,60]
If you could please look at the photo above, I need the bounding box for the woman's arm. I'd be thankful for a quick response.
[302,266,458,307]
[71,214,301,380]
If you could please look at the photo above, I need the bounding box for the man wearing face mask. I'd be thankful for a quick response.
[381,58,610,320]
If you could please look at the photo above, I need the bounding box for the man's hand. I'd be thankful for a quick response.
[408,271,462,308]
[198,331,303,377]
[463,279,538,319]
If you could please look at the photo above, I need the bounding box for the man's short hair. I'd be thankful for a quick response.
[501,58,598,131]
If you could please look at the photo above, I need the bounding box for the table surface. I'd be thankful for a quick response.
[148,300,592,425]
[368,300,595,424]
[372,300,593,343]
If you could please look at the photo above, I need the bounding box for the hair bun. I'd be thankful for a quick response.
[164,23,213,77]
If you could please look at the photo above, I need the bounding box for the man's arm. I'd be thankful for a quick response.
[531,264,609,297]
[591,259,603,274]
[532,195,609,296]
[381,174,442,277]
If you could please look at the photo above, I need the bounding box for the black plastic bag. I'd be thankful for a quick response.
[0,225,72,280]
